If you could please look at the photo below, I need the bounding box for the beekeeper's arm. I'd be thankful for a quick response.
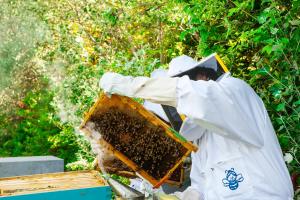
[99,72,178,107]
[100,72,264,147]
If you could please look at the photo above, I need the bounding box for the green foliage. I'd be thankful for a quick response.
[65,159,94,171]
[110,174,130,185]
[0,80,94,167]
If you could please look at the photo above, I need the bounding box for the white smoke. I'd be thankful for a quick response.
[0,1,48,90]
[83,121,110,175]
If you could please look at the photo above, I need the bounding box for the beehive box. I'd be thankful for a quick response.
[80,94,198,188]
[0,171,111,199]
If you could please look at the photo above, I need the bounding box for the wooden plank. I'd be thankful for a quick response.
[0,171,108,197]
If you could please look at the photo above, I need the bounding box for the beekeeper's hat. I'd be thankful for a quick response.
[167,53,218,77]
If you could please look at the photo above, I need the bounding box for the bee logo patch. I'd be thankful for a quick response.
[222,168,244,190]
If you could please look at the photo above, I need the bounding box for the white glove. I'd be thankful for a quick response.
[173,187,204,200]
[153,187,203,200]
[153,192,179,200]
[99,72,127,95]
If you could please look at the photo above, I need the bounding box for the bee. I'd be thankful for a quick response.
[222,168,244,190]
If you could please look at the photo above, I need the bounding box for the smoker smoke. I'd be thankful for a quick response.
[83,121,110,175]
[0,1,48,90]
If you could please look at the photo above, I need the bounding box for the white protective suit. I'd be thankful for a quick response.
[99,61,294,200]
[143,69,170,123]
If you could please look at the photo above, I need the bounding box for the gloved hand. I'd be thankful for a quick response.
[99,72,126,95]
[173,187,204,200]
[154,187,203,200]
[153,192,179,200]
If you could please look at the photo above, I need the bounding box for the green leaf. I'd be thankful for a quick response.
[224,17,231,38]
[257,14,267,24]
[262,45,272,55]
[278,135,289,149]
[250,68,269,75]
[272,44,283,52]
[289,20,300,26]
[272,89,281,98]
[179,30,189,41]
[270,27,278,35]
[280,38,289,44]
[293,100,300,106]
[228,7,240,17]
[199,29,209,42]
[276,103,286,112]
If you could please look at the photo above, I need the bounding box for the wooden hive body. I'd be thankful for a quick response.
[80,94,198,188]
[0,171,111,199]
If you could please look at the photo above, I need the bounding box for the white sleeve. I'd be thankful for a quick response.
[130,77,178,107]
[101,73,178,107]
[176,76,264,147]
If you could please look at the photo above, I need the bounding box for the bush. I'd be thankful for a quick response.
[0,81,94,167]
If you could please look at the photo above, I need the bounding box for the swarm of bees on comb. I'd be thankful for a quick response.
[168,165,182,182]
[91,108,187,180]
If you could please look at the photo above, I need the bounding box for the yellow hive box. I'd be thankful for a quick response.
[80,94,198,188]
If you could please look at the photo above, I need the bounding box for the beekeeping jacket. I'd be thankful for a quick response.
[99,72,294,200]
[143,69,170,123]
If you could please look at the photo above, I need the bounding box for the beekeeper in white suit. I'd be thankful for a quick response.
[99,54,294,200]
